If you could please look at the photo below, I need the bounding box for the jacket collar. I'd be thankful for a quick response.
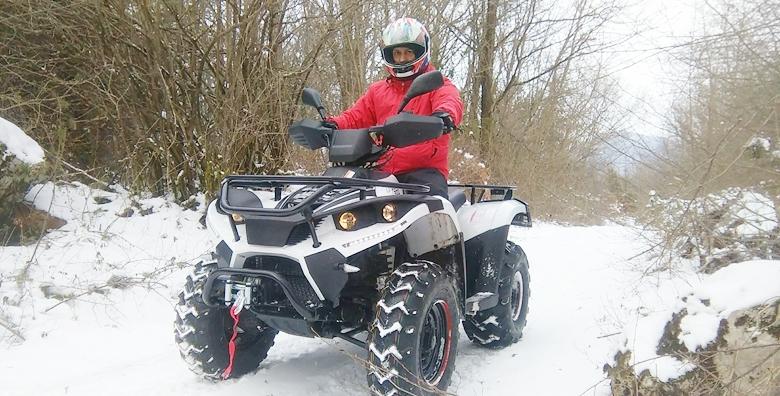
[385,64,436,91]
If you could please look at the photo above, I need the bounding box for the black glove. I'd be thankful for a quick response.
[322,119,338,130]
[431,111,455,133]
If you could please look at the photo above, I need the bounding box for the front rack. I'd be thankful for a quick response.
[218,175,431,247]
[220,175,430,214]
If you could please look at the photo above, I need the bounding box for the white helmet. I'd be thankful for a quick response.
[380,18,430,79]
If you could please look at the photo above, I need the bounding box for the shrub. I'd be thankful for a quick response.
[643,188,779,273]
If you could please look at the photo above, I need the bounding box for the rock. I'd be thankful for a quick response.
[714,302,780,395]
[606,301,780,394]
[116,208,134,217]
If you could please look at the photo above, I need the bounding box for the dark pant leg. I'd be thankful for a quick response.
[395,168,448,199]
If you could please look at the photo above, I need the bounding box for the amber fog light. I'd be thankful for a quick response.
[381,204,397,222]
[231,213,245,224]
[338,212,358,230]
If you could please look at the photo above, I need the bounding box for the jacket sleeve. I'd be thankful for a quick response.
[429,77,464,126]
[328,88,376,129]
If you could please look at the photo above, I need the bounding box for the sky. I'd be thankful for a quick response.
[600,0,704,137]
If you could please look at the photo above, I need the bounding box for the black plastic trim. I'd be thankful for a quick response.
[254,313,316,337]
[304,249,348,307]
[425,199,444,212]
[215,241,232,268]
[463,225,511,311]
[334,331,367,348]
[245,214,305,246]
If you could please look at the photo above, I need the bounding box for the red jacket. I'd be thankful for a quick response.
[329,66,463,178]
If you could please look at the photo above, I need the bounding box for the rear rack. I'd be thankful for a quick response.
[447,183,518,204]
[448,183,532,227]
[218,175,431,247]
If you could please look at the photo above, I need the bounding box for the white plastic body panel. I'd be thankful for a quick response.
[457,199,527,241]
[205,192,458,300]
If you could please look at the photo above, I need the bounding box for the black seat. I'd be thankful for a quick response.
[448,188,467,211]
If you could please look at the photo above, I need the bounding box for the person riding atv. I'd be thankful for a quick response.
[327,17,462,199]
[173,16,531,396]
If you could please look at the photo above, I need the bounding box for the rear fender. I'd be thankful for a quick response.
[458,199,528,241]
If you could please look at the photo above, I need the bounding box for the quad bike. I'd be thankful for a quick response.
[174,71,532,395]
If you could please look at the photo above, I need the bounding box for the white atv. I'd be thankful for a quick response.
[174,71,532,396]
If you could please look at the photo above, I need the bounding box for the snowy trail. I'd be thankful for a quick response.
[1,217,660,396]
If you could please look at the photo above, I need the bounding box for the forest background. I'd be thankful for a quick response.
[1,1,779,392]
[0,0,777,237]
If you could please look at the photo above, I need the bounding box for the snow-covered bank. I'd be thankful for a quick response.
[1,183,777,395]
[0,116,44,165]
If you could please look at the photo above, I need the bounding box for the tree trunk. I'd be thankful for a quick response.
[477,0,497,156]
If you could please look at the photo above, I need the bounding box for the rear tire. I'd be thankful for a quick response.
[174,260,278,380]
[463,242,530,348]
[367,261,460,396]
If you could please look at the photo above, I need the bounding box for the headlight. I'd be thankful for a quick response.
[338,211,358,230]
[381,203,397,222]
[231,213,245,224]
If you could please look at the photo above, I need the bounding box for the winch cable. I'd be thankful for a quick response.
[222,292,245,379]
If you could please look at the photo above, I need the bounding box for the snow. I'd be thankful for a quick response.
[620,260,780,381]
[745,136,771,151]
[733,192,777,236]
[1,183,779,395]
[0,116,45,165]
[689,260,780,316]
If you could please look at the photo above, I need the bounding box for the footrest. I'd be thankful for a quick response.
[465,292,498,315]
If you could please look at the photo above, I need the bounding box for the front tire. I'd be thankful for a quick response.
[174,260,278,380]
[463,242,530,348]
[367,261,459,396]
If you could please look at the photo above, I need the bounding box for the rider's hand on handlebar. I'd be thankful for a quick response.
[431,111,455,133]
[322,119,338,130]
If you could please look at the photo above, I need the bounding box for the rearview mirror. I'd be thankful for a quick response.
[397,71,445,113]
[302,88,326,120]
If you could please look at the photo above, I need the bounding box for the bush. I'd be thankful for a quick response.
[643,188,779,273]
[0,144,41,244]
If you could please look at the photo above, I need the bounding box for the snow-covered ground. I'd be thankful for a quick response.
[1,183,778,395]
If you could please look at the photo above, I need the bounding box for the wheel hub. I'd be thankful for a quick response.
[511,271,524,321]
[419,300,452,385]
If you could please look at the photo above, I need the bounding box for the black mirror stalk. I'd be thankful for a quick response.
[302,88,327,120]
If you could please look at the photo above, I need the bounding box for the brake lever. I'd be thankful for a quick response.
[368,130,384,146]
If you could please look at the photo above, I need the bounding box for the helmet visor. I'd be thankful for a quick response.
[382,43,426,66]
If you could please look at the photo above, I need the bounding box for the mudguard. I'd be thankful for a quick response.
[457,199,529,312]
[403,202,460,257]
